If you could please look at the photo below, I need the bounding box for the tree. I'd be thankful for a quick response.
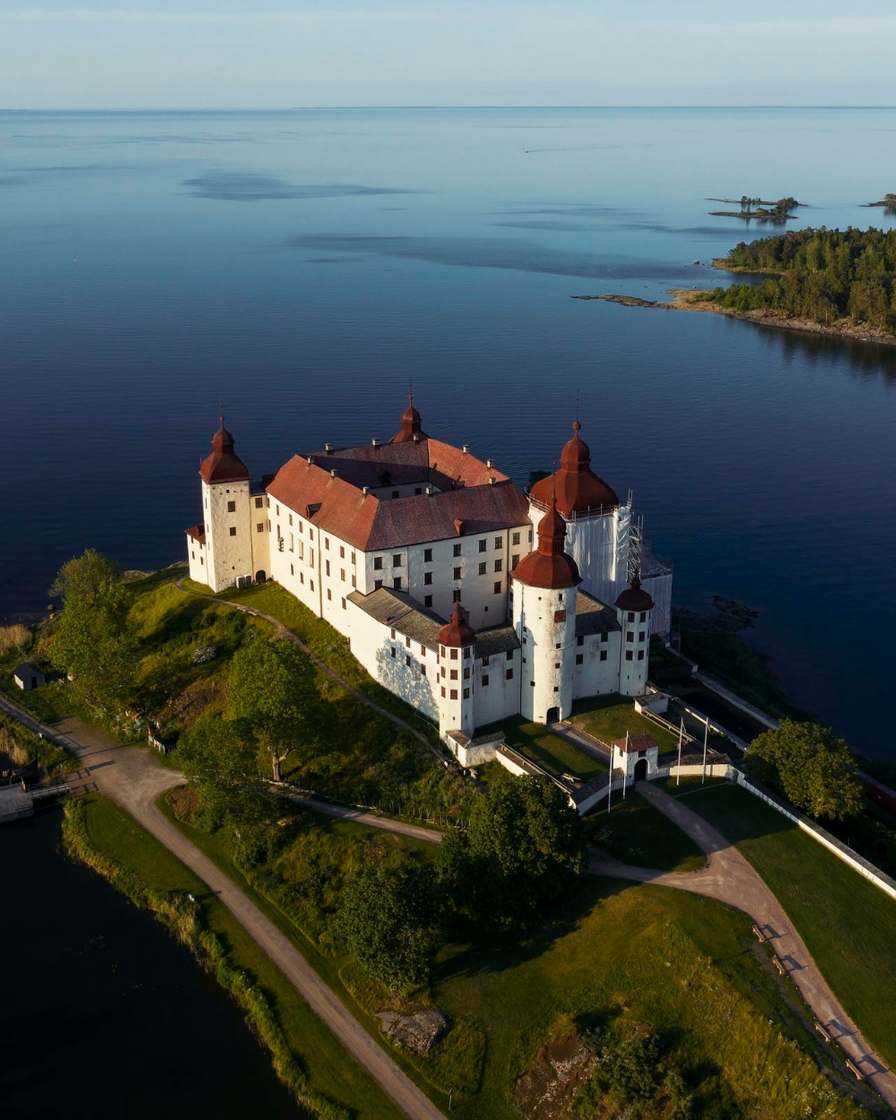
[745,719,863,821]
[46,549,137,721]
[334,856,440,993]
[225,637,318,780]
[436,775,583,930]
[179,714,257,789]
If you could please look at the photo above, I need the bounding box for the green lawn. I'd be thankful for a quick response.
[181,578,439,743]
[76,793,403,1120]
[162,788,872,1120]
[435,876,871,1119]
[684,782,896,1072]
[571,694,679,753]
[484,716,606,781]
[586,786,706,873]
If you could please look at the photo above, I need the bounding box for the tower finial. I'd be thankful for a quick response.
[219,397,224,426]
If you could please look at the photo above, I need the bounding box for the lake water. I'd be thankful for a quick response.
[1,107,894,757]
[0,808,301,1118]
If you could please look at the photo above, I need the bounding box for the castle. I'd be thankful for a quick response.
[186,399,672,750]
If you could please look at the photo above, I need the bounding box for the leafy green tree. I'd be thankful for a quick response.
[436,775,583,930]
[745,719,863,821]
[334,856,440,993]
[47,549,137,722]
[179,714,257,789]
[225,637,318,780]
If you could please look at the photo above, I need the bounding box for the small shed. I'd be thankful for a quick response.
[612,733,660,783]
[13,662,45,691]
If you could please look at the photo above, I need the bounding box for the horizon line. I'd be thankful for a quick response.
[3,103,896,113]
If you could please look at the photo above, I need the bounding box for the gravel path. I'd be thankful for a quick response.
[591,781,895,1108]
[291,795,445,844]
[0,693,444,1120]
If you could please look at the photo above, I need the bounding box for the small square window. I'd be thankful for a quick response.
[254,496,263,509]
[227,500,236,513]
[256,523,264,533]
[420,665,426,676]
[625,650,633,661]
[392,490,399,499]
[375,579,383,590]
[374,556,383,570]
[511,554,519,569]
[424,548,433,562]
[352,575,356,588]
[576,653,584,665]
[494,559,503,573]
[600,649,608,661]
[639,631,646,642]
[453,589,461,602]
[494,536,502,549]
[327,588,332,601]
[406,655,411,667]
[638,650,645,660]
[450,689,458,700]
[450,649,458,661]
[463,667,470,680]
[415,487,422,495]
[441,686,446,698]
[512,531,520,546]
[454,544,462,557]
[463,688,470,699]
[478,562,487,575]
[639,611,647,623]
[424,594,433,607]
[339,545,345,558]
[506,668,514,680]
[394,577,402,590]
[482,673,490,686]
[478,539,487,553]
[628,611,635,622]
[493,581,501,594]
[528,529,533,542]
[341,569,346,581]
[405,636,411,648]
[627,631,635,643]
[393,554,402,567]
[481,654,490,667]
[229,526,237,536]
[454,567,461,580]
[506,649,514,661]
[554,609,566,622]
[391,647,396,658]
[450,669,458,680]
[425,571,433,585]
[576,635,584,647]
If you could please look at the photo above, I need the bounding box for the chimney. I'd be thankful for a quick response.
[306,455,313,464]
[486,459,492,468]
[488,476,495,486]
[362,486,369,495]
[425,485,434,496]
[325,443,333,453]
[330,469,337,478]
[371,438,380,448]
[462,445,469,454]
[413,433,419,442]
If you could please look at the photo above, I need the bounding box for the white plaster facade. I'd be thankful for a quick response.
[185,407,666,750]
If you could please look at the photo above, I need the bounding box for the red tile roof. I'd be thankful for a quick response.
[185,524,206,544]
[530,419,619,517]
[306,437,509,492]
[512,500,581,590]
[616,576,654,612]
[266,455,529,551]
[613,733,660,753]
[390,395,428,443]
[438,602,476,647]
[199,419,250,484]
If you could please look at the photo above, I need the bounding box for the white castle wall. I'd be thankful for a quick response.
[513,581,578,724]
[572,630,622,699]
[472,648,520,727]
[617,603,651,697]
[203,479,256,591]
[641,571,672,637]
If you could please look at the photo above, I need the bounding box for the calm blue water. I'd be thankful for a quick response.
[2,107,894,756]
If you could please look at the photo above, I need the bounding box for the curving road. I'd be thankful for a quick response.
[591,781,895,1109]
[0,694,444,1120]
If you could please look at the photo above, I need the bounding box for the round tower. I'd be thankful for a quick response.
[436,601,476,741]
[197,415,255,592]
[511,499,581,724]
[615,575,654,697]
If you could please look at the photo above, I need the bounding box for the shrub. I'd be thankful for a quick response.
[0,623,30,652]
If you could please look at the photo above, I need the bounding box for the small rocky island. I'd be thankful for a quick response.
[865,193,896,210]
[707,195,801,222]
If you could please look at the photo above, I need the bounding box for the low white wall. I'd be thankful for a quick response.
[732,772,896,903]
[455,737,501,768]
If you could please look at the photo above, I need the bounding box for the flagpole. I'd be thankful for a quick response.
[677,718,683,787]
[622,731,629,800]
[607,741,614,814]
[701,716,709,785]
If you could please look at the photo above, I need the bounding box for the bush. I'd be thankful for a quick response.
[0,623,31,652]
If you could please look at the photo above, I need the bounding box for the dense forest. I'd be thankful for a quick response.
[710,227,896,332]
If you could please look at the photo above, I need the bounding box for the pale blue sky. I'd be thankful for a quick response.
[2,1,895,109]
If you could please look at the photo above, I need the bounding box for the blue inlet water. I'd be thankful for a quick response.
[1,107,894,757]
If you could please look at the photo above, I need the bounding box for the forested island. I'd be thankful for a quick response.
[865,193,896,211]
[575,228,896,345]
[707,228,896,333]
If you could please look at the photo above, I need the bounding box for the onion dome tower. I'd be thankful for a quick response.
[615,575,654,697]
[193,414,255,593]
[390,394,428,444]
[437,601,476,740]
[199,414,250,484]
[529,418,618,518]
[512,500,581,724]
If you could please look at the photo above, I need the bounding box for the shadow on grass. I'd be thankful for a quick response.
[434,876,633,984]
